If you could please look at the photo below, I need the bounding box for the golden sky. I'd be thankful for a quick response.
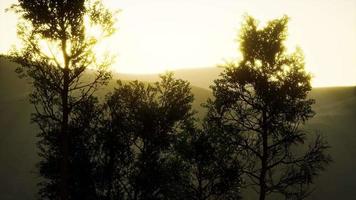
[1,0,355,87]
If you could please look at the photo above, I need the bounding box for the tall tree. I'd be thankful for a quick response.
[9,0,116,199]
[207,16,331,200]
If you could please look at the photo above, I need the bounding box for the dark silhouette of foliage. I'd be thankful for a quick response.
[92,74,243,200]
[38,96,100,199]
[8,0,116,199]
[175,122,242,200]
[95,73,196,200]
[206,16,331,200]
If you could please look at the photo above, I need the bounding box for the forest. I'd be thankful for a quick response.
[3,0,355,200]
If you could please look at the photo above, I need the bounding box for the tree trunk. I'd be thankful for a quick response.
[259,144,267,200]
[60,39,70,200]
[259,110,268,200]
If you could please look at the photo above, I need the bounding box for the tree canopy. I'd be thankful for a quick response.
[9,0,117,199]
[206,15,331,200]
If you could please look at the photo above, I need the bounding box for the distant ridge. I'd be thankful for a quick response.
[112,67,223,89]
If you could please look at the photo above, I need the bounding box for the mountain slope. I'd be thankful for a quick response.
[307,87,356,199]
[0,57,38,200]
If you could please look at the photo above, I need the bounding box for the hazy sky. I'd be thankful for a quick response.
[1,0,355,87]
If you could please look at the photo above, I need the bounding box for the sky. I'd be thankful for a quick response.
[0,0,355,87]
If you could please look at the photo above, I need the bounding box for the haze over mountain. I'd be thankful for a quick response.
[1,57,356,199]
[115,67,223,90]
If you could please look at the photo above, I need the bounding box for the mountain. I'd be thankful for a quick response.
[1,57,356,199]
[307,87,356,199]
[0,57,39,200]
[110,66,223,90]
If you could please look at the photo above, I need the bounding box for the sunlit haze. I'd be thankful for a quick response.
[1,0,355,87]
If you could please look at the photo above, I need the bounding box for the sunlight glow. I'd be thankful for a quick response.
[0,0,355,87]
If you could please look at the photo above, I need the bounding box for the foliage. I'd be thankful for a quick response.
[92,74,243,200]
[8,0,116,199]
[206,15,331,200]
[175,122,242,200]
[95,73,195,200]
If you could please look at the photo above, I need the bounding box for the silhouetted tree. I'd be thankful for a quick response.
[207,16,331,200]
[96,74,195,200]
[9,0,116,199]
[97,74,242,200]
[175,122,241,200]
[38,96,101,199]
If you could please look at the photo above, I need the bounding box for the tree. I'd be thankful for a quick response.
[96,74,195,200]
[207,16,331,200]
[175,123,241,200]
[8,0,116,199]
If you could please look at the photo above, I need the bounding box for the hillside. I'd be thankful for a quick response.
[110,67,223,90]
[1,57,356,199]
[307,87,356,199]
